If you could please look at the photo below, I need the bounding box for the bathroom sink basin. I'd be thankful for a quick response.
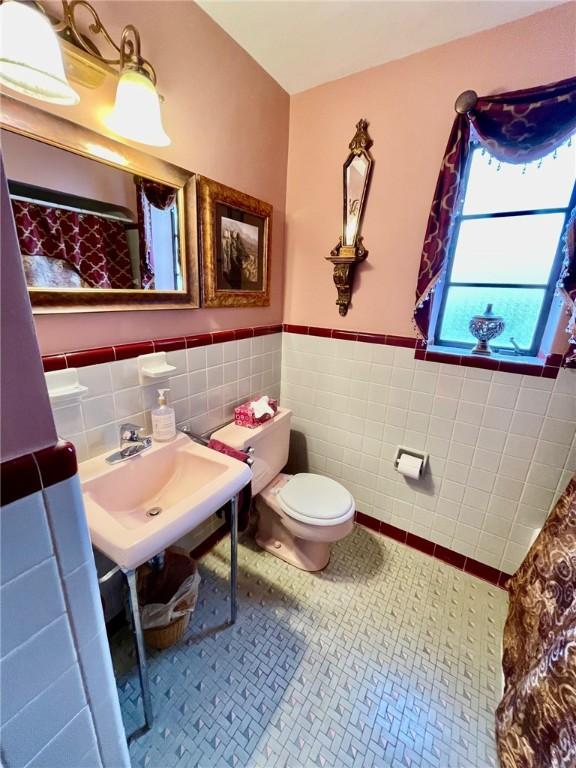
[79,433,252,570]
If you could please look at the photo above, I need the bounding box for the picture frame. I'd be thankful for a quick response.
[197,176,272,307]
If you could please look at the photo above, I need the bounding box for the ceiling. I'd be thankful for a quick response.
[197,1,565,93]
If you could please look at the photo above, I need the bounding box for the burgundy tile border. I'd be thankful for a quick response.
[545,353,564,368]
[34,441,78,488]
[43,321,563,377]
[406,532,435,556]
[282,324,561,379]
[1,440,77,506]
[355,511,380,532]
[42,354,67,372]
[356,333,389,346]
[464,557,502,586]
[234,327,254,340]
[153,337,186,353]
[283,324,308,335]
[308,326,332,338]
[114,341,154,361]
[0,453,42,506]
[355,510,511,590]
[211,330,236,344]
[185,333,211,348]
[379,521,407,544]
[66,346,115,368]
[42,325,283,370]
[254,324,283,337]
[433,544,466,570]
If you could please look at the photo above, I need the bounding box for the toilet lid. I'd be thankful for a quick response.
[278,473,355,526]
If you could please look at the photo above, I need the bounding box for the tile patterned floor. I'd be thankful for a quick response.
[111,525,508,768]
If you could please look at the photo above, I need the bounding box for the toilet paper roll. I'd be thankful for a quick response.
[396,453,423,479]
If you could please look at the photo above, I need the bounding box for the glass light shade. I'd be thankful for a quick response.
[106,68,170,147]
[0,0,79,105]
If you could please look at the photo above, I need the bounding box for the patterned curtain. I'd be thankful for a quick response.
[11,199,133,289]
[496,475,576,768]
[135,178,178,289]
[414,75,576,351]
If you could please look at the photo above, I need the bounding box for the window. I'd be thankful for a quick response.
[435,136,576,355]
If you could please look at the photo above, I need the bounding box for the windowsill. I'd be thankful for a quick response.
[417,344,561,379]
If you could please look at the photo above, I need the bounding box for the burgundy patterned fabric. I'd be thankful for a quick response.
[135,178,178,289]
[413,114,470,339]
[496,475,576,768]
[11,199,133,289]
[414,75,576,348]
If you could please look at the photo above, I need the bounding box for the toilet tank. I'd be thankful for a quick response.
[211,408,292,495]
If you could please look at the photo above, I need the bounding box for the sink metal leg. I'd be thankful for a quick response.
[230,493,239,624]
[124,568,153,739]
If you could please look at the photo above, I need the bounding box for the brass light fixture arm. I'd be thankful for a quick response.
[48,0,157,83]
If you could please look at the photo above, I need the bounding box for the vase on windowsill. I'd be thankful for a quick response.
[469,304,505,356]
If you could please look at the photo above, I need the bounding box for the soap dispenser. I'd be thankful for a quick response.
[152,388,176,442]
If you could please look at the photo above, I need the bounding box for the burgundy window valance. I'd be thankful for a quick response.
[414,76,576,363]
[11,199,133,289]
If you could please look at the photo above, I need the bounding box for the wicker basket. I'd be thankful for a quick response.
[138,548,199,650]
[144,609,191,650]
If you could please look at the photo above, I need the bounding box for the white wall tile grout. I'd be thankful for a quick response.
[49,334,283,462]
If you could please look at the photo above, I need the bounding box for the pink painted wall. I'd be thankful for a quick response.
[284,3,576,340]
[2,130,138,216]
[0,159,56,461]
[5,1,289,355]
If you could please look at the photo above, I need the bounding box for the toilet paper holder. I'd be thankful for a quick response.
[393,446,429,477]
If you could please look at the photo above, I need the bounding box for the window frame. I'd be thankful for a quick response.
[434,142,576,357]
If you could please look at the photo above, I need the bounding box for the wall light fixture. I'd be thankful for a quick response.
[0,0,170,146]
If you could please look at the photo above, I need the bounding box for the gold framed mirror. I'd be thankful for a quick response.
[0,95,199,312]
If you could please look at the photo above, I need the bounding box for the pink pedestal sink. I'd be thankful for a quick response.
[80,432,252,570]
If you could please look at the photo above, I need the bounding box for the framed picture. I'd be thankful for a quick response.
[197,176,272,307]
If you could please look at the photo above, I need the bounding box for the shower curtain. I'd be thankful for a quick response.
[496,475,576,767]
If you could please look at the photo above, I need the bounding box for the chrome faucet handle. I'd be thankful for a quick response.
[120,422,145,446]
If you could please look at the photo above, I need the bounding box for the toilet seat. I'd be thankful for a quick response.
[278,473,355,526]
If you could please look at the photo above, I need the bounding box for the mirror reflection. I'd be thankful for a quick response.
[2,130,181,291]
[344,153,369,245]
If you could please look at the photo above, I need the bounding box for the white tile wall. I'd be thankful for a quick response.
[0,479,129,768]
[50,334,282,461]
[281,332,576,574]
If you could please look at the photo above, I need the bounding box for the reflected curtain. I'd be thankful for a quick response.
[11,199,133,289]
[135,178,177,289]
[496,475,576,768]
[414,76,576,358]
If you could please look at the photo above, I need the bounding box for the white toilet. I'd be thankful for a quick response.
[211,408,355,571]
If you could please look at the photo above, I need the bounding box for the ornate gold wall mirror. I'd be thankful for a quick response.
[327,119,374,316]
[1,96,198,312]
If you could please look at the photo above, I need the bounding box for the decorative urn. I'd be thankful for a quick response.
[468,304,505,356]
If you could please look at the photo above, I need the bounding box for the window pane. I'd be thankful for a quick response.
[451,213,565,284]
[438,286,545,351]
[463,138,575,215]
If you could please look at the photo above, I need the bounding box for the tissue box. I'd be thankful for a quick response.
[234,398,278,428]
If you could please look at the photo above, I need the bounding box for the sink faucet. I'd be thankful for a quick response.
[106,423,152,464]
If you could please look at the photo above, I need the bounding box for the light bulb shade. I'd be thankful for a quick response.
[106,68,170,147]
[0,0,79,105]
